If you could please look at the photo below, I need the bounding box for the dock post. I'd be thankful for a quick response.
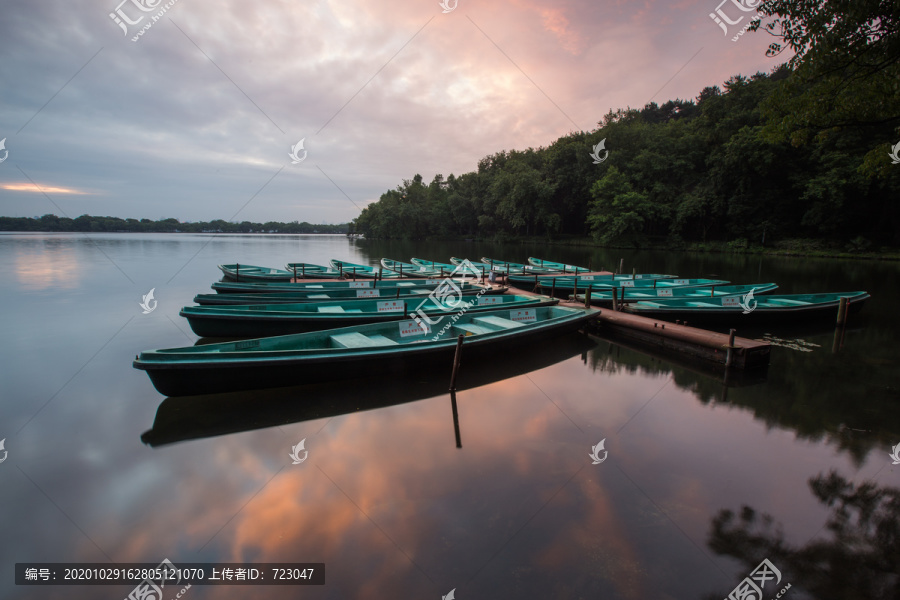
[293,265,297,281]
[836,297,849,327]
[449,334,465,391]
[551,278,556,298]
[339,264,343,279]
[653,279,657,289]
[302,264,306,278]
[585,285,592,308]
[619,287,625,310]
[396,288,400,299]
[725,329,736,367]
[618,258,624,274]
[588,259,592,271]
[235,263,239,282]
[611,286,617,311]
[403,302,407,318]
[632,267,636,279]
[450,391,462,448]
[534,274,539,293]
[352,268,356,281]
[711,286,715,297]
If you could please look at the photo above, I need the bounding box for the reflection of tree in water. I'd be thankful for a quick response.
[707,471,900,600]
[586,338,900,466]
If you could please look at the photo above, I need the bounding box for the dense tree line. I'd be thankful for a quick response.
[353,1,900,247]
[0,214,349,234]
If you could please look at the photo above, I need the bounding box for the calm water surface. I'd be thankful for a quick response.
[1,233,898,600]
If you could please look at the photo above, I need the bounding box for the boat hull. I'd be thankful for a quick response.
[136,307,599,396]
[194,285,508,305]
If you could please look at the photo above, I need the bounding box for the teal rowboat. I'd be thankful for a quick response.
[330,259,402,279]
[526,258,591,274]
[135,305,600,396]
[218,264,294,282]
[380,258,444,278]
[623,291,870,324]
[212,279,459,294]
[572,283,778,306]
[181,294,559,337]
[510,275,727,292]
[449,258,499,273]
[410,258,475,275]
[481,257,559,274]
[194,284,509,305]
[284,263,343,278]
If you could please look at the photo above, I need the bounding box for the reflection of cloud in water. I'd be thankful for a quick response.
[14,246,80,291]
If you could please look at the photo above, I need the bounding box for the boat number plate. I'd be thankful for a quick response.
[377,300,405,313]
[478,296,501,305]
[620,280,635,287]
[673,279,689,285]
[656,289,673,297]
[581,275,594,280]
[349,281,371,288]
[399,320,430,336]
[510,309,536,323]
[356,289,380,297]
[722,297,741,306]
[424,279,443,285]
[235,339,260,350]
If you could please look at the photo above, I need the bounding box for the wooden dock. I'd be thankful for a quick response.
[582,307,770,369]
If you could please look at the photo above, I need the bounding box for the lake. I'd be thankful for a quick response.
[2,233,898,600]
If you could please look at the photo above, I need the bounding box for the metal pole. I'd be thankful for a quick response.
[449,334,465,391]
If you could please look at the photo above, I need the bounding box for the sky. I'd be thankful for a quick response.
[0,0,779,224]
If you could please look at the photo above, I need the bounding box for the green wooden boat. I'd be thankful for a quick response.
[571,283,779,306]
[526,257,591,273]
[481,257,559,274]
[510,275,727,292]
[380,258,444,278]
[135,305,600,396]
[212,279,456,294]
[218,264,294,282]
[330,259,402,279]
[410,258,478,275]
[449,258,502,273]
[623,291,870,324]
[182,294,559,337]
[284,263,343,278]
[194,284,509,305]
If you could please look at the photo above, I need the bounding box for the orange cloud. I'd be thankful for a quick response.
[2,183,88,194]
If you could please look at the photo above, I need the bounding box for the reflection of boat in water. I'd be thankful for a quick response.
[140,332,599,447]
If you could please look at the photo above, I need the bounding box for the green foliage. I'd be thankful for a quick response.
[354,8,900,246]
[0,215,348,234]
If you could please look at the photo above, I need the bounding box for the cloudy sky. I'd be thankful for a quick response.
[0,0,777,224]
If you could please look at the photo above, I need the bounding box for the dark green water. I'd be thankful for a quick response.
[2,233,898,599]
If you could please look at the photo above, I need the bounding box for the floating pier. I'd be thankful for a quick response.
[582,307,770,369]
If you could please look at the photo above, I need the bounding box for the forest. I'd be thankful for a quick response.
[0,215,349,234]
[351,1,900,249]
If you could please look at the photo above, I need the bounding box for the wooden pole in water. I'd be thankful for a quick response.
[632,267,636,279]
[836,296,849,327]
[618,258,624,274]
[450,390,462,448]
[725,329,736,367]
[585,285,592,308]
[619,286,625,310]
[403,301,407,318]
[550,277,556,298]
[611,285,617,311]
[449,334,465,391]
[339,263,343,279]
[235,263,239,282]
[293,265,297,281]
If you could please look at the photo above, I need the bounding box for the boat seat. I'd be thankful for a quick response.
[453,323,494,335]
[472,315,525,329]
[317,306,345,313]
[330,332,398,348]
[307,294,331,299]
